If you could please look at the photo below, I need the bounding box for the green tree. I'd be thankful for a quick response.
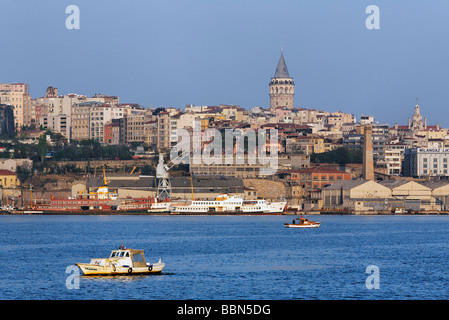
[37,135,47,165]
[311,147,362,164]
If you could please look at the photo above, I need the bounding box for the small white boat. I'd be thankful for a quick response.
[284,216,321,228]
[76,247,165,276]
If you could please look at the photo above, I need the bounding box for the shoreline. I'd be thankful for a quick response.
[1,210,448,216]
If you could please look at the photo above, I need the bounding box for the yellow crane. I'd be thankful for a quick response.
[103,167,109,186]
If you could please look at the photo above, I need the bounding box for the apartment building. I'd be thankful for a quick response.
[0,83,31,128]
[157,111,171,151]
[104,120,121,145]
[39,114,69,138]
[170,112,196,146]
[0,104,15,136]
[0,91,24,129]
[126,113,145,143]
[71,102,94,141]
[384,143,406,175]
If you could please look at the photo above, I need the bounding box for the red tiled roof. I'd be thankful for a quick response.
[277,166,349,175]
[0,169,16,176]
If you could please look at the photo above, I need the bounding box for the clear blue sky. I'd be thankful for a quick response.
[2,0,449,126]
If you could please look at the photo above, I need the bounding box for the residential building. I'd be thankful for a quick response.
[0,104,15,136]
[144,120,158,148]
[0,169,20,188]
[104,120,120,145]
[39,114,70,138]
[0,91,24,129]
[157,111,171,150]
[285,135,325,154]
[384,143,406,175]
[360,115,374,125]
[71,102,95,141]
[126,113,145,143]
[89,104,125,142]
[0,83,31,128]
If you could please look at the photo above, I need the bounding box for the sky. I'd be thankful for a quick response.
[2,0,449,126]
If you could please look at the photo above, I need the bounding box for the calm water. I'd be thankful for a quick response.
[0,214,448,300]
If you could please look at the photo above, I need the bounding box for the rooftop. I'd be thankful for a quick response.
[273,51,291,79]
[0,169,16,176]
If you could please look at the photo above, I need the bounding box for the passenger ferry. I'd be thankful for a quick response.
[170,194,287,215]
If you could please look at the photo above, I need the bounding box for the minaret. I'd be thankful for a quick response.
[269,50,294,111]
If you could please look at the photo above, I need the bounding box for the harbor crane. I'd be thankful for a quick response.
[156,151,190,200]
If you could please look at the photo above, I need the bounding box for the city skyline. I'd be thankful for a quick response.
[2,1,449,126]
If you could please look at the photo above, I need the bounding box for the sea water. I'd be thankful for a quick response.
[0,215,448,300]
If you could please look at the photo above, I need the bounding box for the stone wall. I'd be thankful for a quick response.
[243,179,288,201]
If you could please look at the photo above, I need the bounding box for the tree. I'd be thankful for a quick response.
[37,135,47,165]
[16,166,31,184]
[311,147,362,164]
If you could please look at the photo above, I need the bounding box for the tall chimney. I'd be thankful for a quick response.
[362,125,374,181]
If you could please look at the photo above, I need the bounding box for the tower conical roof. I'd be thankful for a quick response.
[274,51,291,78]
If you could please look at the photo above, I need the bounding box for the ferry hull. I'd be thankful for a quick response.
[171,211,284,216]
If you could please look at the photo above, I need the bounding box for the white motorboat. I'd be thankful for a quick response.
[284,216,321,228]
[76,247,165,276]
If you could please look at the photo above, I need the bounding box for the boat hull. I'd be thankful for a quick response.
[76,262,165,276]
[284,222,321,228]
[171,212,284,215]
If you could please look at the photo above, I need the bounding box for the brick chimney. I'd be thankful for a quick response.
[362,125,374,181]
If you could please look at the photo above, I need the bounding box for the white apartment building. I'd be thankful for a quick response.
[170,112,196,145]
[39,114,70,138]
[89,105,124,142]
[384,143,406,175]
[360,115,374,125]
[403,148,449,177]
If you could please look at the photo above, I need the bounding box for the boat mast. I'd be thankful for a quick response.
[30,184,33,209]
[154,176,158,200]
[190,171,194,201]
